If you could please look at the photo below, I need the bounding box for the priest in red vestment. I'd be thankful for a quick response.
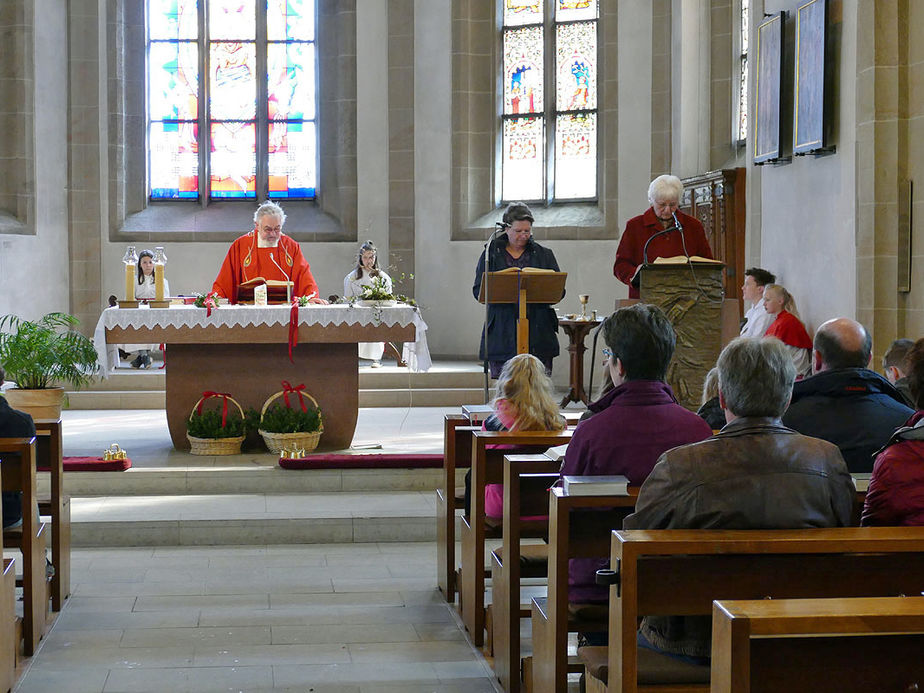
[613,175,713,299]
[212,202,328,305]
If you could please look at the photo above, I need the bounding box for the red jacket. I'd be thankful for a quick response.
[613,207,713,298]
[861,411,924,526]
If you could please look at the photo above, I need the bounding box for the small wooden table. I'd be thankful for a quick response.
[558,318,601,407]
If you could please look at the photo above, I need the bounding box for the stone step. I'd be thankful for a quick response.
[70,492,448,547]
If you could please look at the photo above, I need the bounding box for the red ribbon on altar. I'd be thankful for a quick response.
[197,391,232,427]
[280,380,308,412]
[158,344,167,370]
[288,302,299,362]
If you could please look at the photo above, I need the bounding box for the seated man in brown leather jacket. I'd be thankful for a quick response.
[623,337,855,663]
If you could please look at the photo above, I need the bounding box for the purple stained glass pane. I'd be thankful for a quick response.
[268,0,314,41]
[504,26,544,115]
[502,117,544,201]
[210,122,256,198]
[149,42,199,121]
[268,121,317,198]
[556,21,596,110]
[504,0,543,27]
[208,0,255,40]
[556,0,597,22]
[148,0,198,40]
[149,121,199,199]
[210,42,256,119]
[554,113,596,199]
[268,43,315,120]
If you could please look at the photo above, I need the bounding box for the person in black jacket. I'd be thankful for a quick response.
[0,365,34,528]
[782,318,913,473]
[473,202,562,378]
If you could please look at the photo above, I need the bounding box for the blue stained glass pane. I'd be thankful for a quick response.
[210,42,256,119]
[149,121,199,199]
[556,21,597,110]
[208,0,255,39]
[210,122,256,198]
[148,0,198,40]
[149,42,199,121]
[268,120,316,199]
[268,0,314,40]
[267,43,315,120]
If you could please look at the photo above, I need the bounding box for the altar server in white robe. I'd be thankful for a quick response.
[112,249,170,369]
[343,241,393,367]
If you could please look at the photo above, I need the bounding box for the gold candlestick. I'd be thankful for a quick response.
[118,246,139,308]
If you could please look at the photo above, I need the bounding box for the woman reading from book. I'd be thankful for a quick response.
[472,202,562,378]
[211,201,328,304]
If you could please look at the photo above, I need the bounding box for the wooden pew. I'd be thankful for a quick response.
[0,466,17,693]
[0,437,48,656]
[491,458,559,693]
[712,595,924,693]
[582,527,924,693]
[33,418,70,612]
[461,429,572,647]
[437,415,478,602]
[530,486,638,693]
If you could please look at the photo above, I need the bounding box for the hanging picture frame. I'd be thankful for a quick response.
[793,0,829,155]
[753,12,784,164]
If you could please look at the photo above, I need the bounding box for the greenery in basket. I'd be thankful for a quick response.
[187,406,260,439]
[0,311,100,390]
[358,276,395,302]
[259,403,322,434]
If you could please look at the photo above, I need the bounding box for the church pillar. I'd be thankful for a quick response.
[671,0,711,178]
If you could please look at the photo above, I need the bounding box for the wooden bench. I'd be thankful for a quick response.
[437,415,478,602]
[711,595,924,693]
[490,458,559,693]
[461,429,572,647]
[530,486,638,693]
[0,437,49,656]
[33,418,70,612]
[581,527,924,693]
[0,466,16,692]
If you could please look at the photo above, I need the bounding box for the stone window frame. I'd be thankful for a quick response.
[109,0,356,243]
[734,0,750,147]
[451,0,616,243]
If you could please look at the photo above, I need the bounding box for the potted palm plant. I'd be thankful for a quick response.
[0,311,100,419]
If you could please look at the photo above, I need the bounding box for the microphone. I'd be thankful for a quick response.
[642,225,678,265]
[672,212,682,231]
[268,252,290,280]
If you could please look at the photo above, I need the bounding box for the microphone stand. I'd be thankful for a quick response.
[482,222,508,401]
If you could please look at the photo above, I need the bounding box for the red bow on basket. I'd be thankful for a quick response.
[281,380,308,412]
[198,391,232,427]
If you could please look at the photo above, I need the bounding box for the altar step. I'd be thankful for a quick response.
[65,360,488,409]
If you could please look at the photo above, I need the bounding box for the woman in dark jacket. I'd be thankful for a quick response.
[473,202,562,378]
[862,337,924,526]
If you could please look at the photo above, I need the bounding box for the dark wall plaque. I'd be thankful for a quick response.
[754,12,784,164]
[794,0,827,154]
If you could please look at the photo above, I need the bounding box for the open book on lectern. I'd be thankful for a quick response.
[631,255,722,287]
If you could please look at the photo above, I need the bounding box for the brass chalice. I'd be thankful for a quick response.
[579,294,589,320]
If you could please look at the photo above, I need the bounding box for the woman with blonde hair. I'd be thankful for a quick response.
[464,353,566,519]
[763,283,812,377]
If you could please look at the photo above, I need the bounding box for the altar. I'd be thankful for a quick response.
[93,304,431,451]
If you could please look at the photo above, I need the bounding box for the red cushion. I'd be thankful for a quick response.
[279,454,442,470]
[37,456,132,472]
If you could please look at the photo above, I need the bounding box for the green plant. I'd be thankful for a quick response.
[358,276,395,302]
[187,406,260,439]
[0,312,100,390]
[259,402,322,433]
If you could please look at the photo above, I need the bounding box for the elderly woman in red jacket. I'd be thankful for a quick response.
[862,337,924,526]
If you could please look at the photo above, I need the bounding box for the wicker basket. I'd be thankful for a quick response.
[258,389,324,454]
[187,394,247,456]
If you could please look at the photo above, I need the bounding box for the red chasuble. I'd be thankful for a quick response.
[764,310,813,349]
[211,231,320,304]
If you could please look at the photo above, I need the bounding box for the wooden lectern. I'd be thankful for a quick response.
[639,258,725,410]
[477,269,567,354]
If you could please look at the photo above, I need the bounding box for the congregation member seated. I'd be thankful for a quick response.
[739,267,776,338]
[212,201,329,305]
[559,304,712,607]
[783,318,913,473]
[762,283,812,377]
[862,337,924,526]
[463,353,566,519]
[0,365,32,529]
[883,338,916,407]
[696,367,725,430]
[624,337,855,663]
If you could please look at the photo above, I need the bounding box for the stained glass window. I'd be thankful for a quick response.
[737,0,749,142]
[147,0,318,201]
[500,1,598,203]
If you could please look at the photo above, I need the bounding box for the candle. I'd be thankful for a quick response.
[124,262,135,301]
[155,264,165,302]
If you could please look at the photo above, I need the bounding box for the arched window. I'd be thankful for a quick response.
[501,0,598,203]
[147,0,317,201]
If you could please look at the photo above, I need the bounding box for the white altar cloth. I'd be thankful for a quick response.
[93,304,431,377]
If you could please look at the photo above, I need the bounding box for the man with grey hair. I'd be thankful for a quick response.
[623,337,854,663]
[613,174,713,298]
[212,201,328,304]
[783,318,912,472]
